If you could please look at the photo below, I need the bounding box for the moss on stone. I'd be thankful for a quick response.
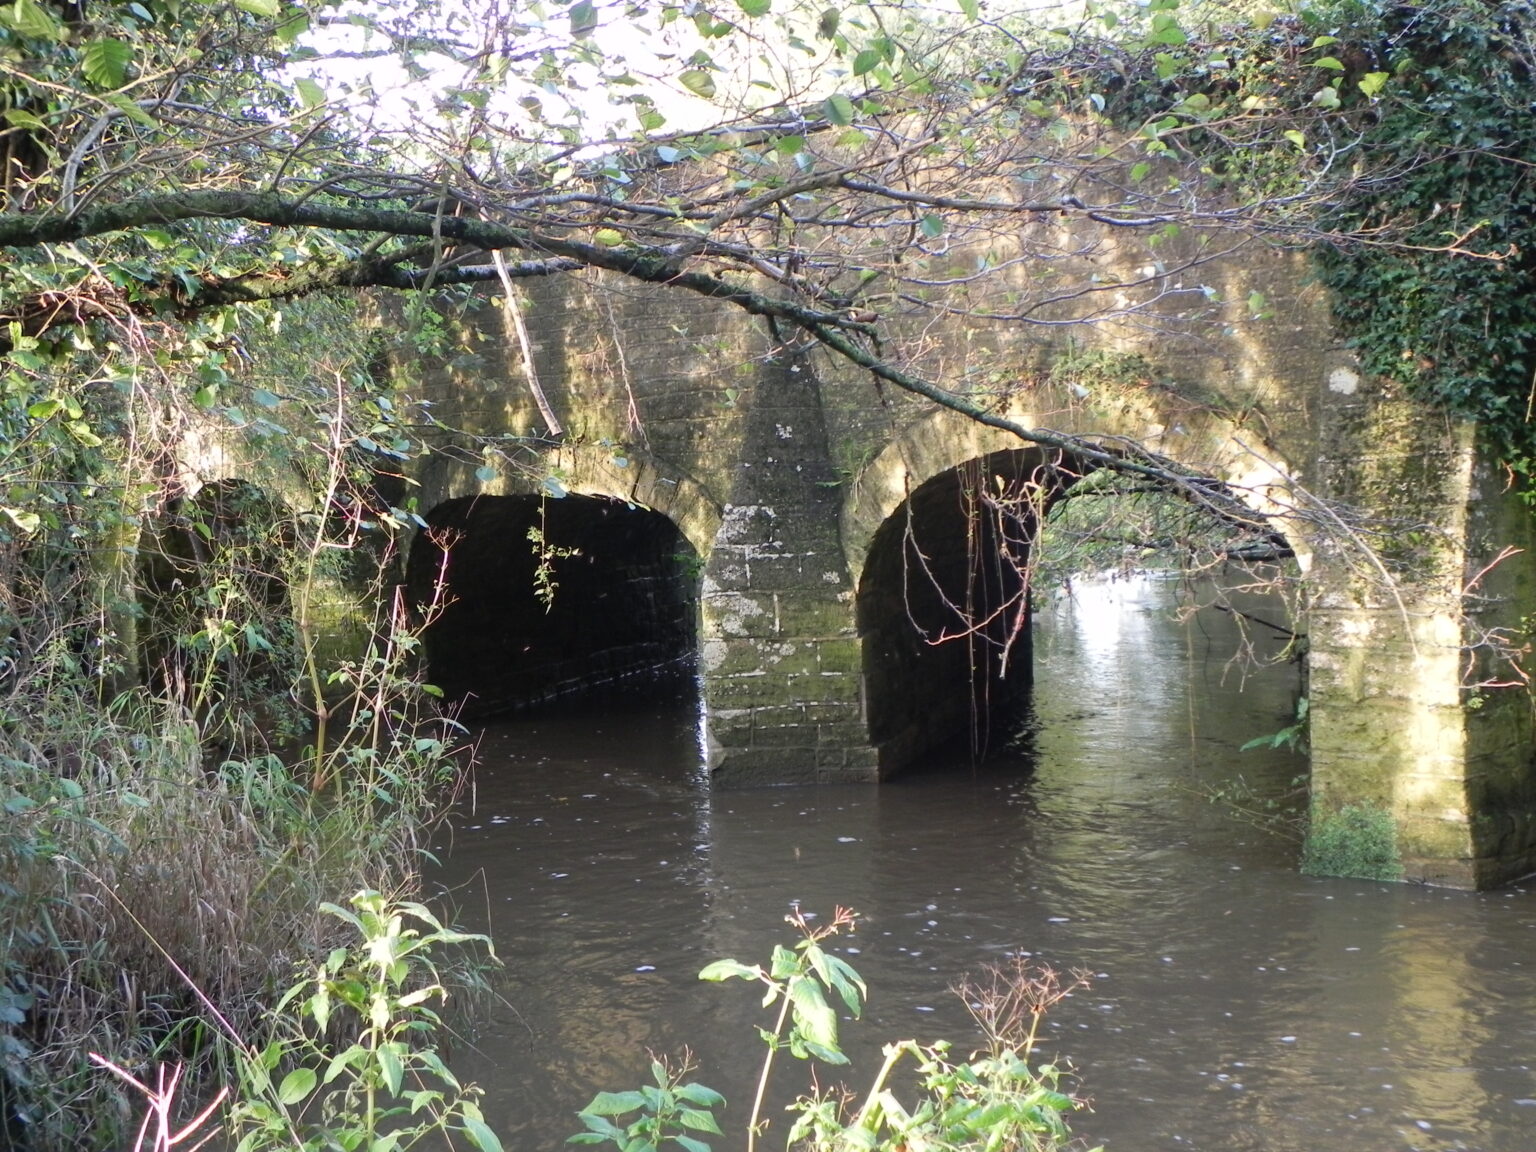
[1302,803,1403,882]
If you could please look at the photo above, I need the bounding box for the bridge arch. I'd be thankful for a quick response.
[845,402,1308,774]
[405,487,702,719]
[842,402,1308,577]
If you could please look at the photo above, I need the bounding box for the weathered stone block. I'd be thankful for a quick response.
[786,672,860,705]
[712,748,819,787]
[813,639,863,675]
[771,595,859,639]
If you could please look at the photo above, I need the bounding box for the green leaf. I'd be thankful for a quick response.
[823,93,856,126]
[957,0,979,19]
[569,0,598,37]
[1358,71,1390,98]
[294,77,325,108]
[580,1091,649,1116]
[233,0,280,16]
[1130,161,1150,183]
[675,1139,712,1152]
[1283,129,1306,150]
[1311,56,1345,71]
[3,109,46,131]
[852,48,881,76]
[1311,85,1340,110]
[376,1044,402,1093]
[674,1083,725,1108]
[787,977,840,1051]
[462,1116,504,1152]
[277,1067,316,1105]
[82,38,133,89]
[919,213,944,239]
[593,228,625,246]
[698,959,761,982]
[678,1109,723,1135]
[736,0,770,14]
[679,70,717,100]
[0,0,65,40]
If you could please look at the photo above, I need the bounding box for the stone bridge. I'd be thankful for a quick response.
[352,235,1536,890]
[368,239,1536,890]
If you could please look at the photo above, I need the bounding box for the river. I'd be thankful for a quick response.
[430,577,1536,1152]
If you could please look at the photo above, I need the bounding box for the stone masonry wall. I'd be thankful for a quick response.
[371,224,1536,887]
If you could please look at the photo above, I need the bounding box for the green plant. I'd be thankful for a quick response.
[226,890,503,1152]
[1241,697,1309,755]
[569,1056,725,1152]
[1303,804,1403,882]
[572,909,1097,1152]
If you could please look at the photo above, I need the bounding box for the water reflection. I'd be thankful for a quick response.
[430,577,1536,1152]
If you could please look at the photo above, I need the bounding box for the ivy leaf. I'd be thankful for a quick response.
[82,39,133,89]
[1358,71,1390,98]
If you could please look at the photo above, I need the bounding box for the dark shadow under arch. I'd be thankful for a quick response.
[857,449,1054,770]
[406,493,699,718]
[857,445,1299,776]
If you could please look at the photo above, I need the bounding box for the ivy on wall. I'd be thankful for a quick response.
[1065,0,1536,469]
[1312,1,1536,468]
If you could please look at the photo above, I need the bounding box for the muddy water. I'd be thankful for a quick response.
[431,578,1536,1152]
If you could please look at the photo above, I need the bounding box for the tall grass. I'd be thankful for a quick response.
[0,666,466,1150]
[0,295,476,1151]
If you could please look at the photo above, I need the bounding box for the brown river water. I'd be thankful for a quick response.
[429,578,1536,1152]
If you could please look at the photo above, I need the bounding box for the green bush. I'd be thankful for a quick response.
[1303,804,1402,882]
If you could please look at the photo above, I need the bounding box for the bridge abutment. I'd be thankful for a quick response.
[1308,392,1536,887]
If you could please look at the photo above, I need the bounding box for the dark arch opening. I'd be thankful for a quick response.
[857,449,1053,769]
[406,493,699,718]
[857,447,1299,775]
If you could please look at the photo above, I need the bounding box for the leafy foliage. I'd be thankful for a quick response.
[1303,803,1403,882]
[1308,1,1536,469]
[575,909,1097,1152]
[226,890,504,1152]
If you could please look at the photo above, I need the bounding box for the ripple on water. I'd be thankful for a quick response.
[431,578,1536,1152]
